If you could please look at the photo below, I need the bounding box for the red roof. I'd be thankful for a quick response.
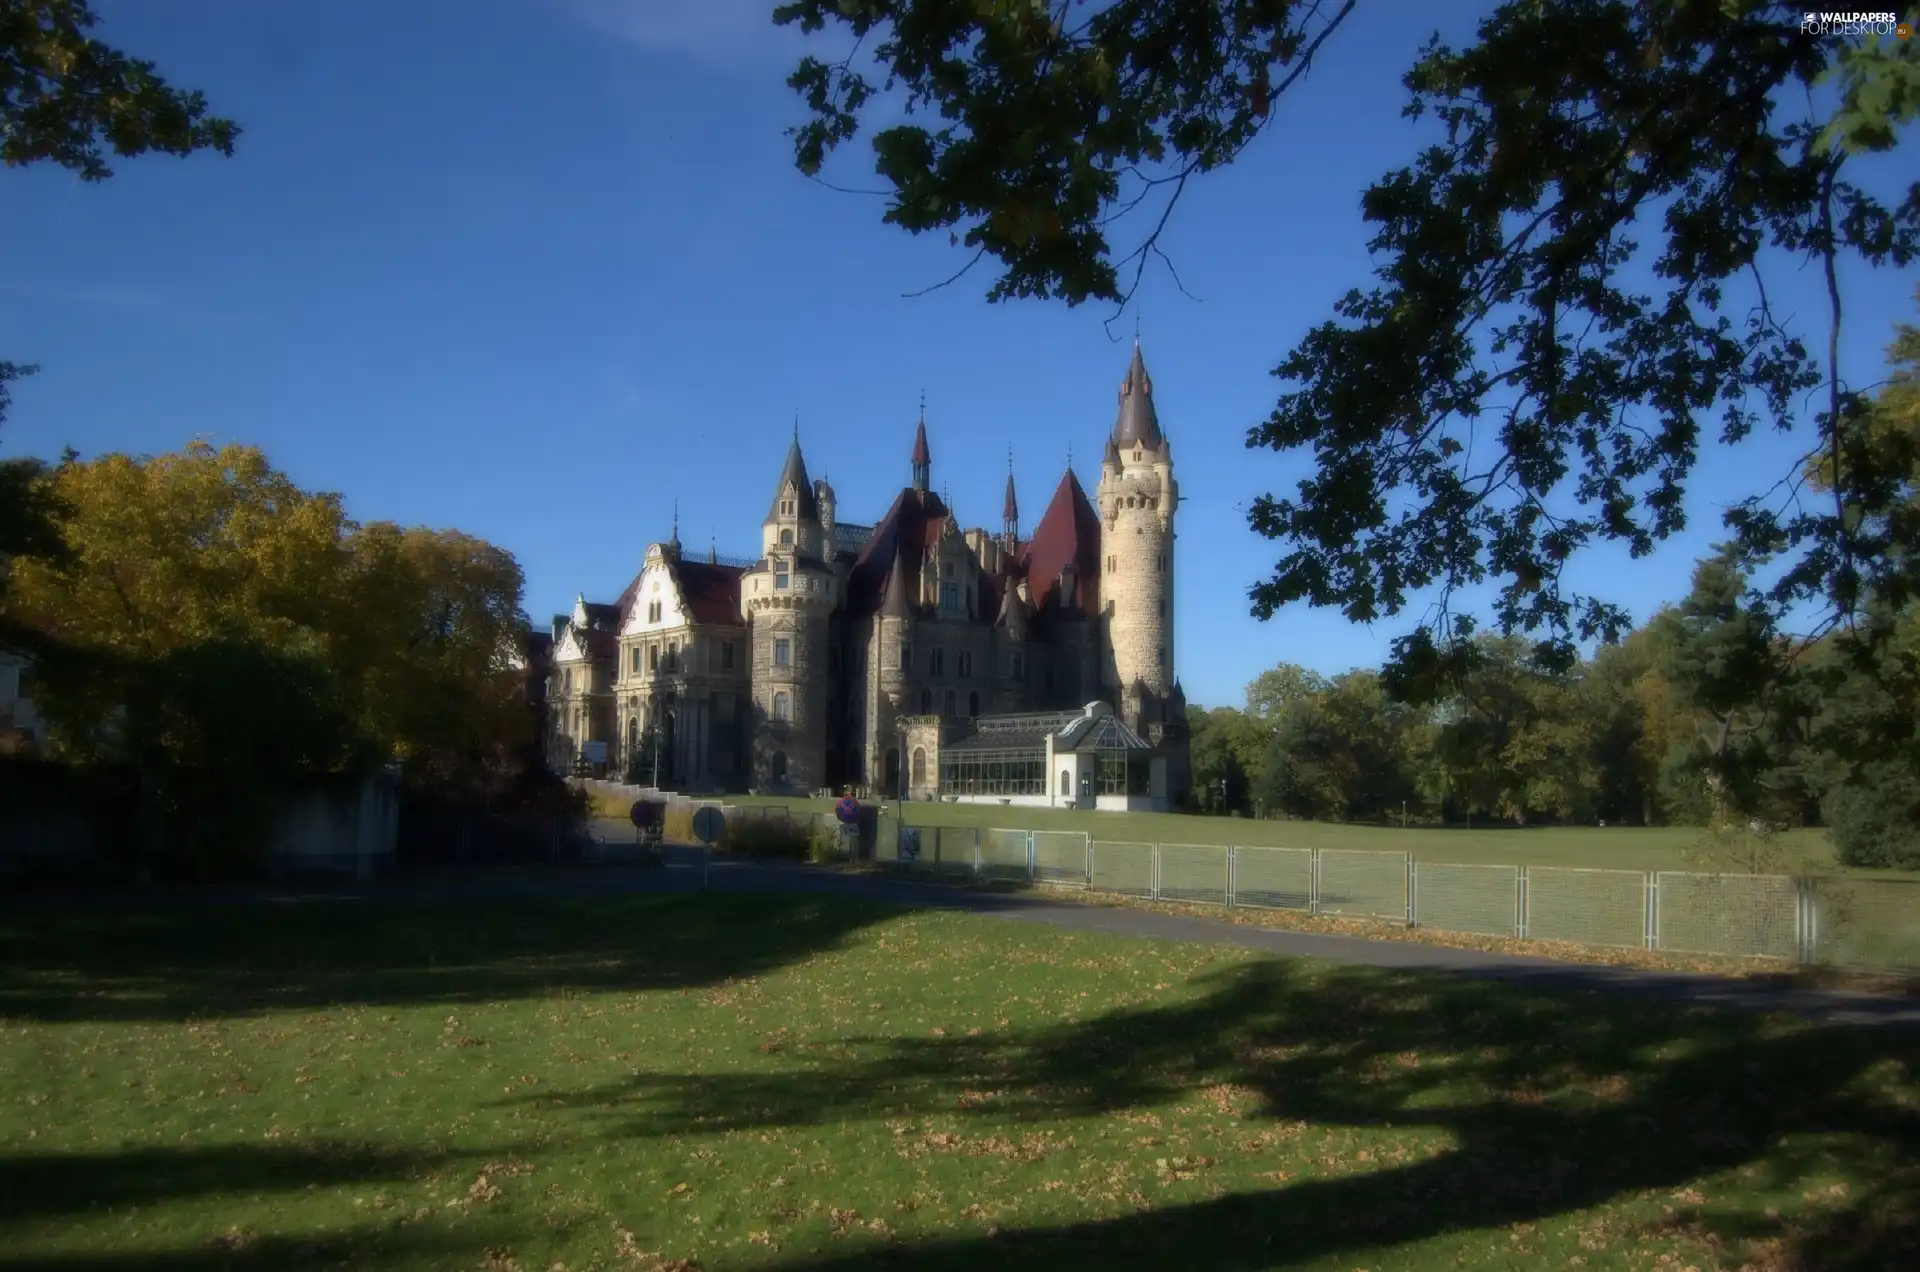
[669,559,745,627]
[848,487,951,617]
[1019,470,1102,613]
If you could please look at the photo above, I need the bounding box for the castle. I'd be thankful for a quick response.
[540,342,1189,808]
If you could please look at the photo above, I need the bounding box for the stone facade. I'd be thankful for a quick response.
[544,343,1191,799]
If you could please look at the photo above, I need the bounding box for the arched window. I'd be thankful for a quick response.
[772,750,788,780]
[920,688,932,714]
[911,747,926,785]
[780,527,794,545]
[943,689,956,718]
[772,691,791,721]
[968,691,980,718]
[627,717,639,747]
[1059,769,1071,796]
[563,668,572,694]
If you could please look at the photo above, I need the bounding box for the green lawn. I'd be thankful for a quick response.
[724,792,1844,873]
[2,895,1914,1271]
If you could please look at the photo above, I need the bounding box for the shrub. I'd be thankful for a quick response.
[725,819,812,861]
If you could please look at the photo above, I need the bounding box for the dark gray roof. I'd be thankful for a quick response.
[1056,712,1153,753]
[766,435,819,522]
[1112,341,1164,450]
[834,521,875,557]
[942,708,1153,755]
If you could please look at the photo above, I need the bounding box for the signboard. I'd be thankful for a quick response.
[582,740,607,764]
[835,797,861,826]
[691,806,726,846]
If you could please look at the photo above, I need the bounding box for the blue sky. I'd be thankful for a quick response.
[1,0,1914,711]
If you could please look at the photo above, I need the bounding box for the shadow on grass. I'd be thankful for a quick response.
[0,1140,527,1271]
[0,1140,489,1226]
[505,958,1920,1271]
[0,891,893,1023]
[0,1226,482,1271]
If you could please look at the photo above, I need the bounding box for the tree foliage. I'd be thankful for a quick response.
[0,0,239,181]
[6,443,537,873]
[778,0,1919,686]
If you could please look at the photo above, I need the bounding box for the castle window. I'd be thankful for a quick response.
[772,691,791,721]
[772,749,788,779]
[648,645,658,672]
[1059,769,1070,796]
[968,690,979,718]
[666,642,680,672]
[939,582,957,608]
[782,500,794,516]
[899,643,910,671]
[630,647,641,673]
[1156,554,1164,573]
[920,688,932,714]
[943,689,956,717]
[911,748,927,786]
[927,647,944,676]
[780,528,794,545]
[721,641,735,671]
[941,560,954,579]
[1158,646,1167,668]
[1157,600,1165,618]
[958,650,972,678]
[563,669,572,694]
[775,567,790,590]
[774,638,791,668]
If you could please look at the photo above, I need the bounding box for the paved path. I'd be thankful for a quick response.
[15,840,1918,1027]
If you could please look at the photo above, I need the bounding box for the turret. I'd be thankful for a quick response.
[1095,340,1178,722]
[743,427,837,789]
[762,425,825,558]
[815,477,837,553]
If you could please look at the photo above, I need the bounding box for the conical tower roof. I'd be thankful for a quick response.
[1112,341,1163,450]
[766,428,819,522]
[1002,461,1018,523]
[881,545,913,618]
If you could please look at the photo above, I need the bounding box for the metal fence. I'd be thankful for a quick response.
[871,826,1920,975]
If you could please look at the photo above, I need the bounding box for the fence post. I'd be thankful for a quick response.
[1644,872,1660,951]
[1408,858,1419,927]
[1226,845,1236,908]
[1088,840,1097,891]
[1151,845,1162,901]
[1794,876,1819,965]
[1309,849,1321,916]
[1026,830,1036,882]
[972,828,982,878]
[1515,866,1528,939]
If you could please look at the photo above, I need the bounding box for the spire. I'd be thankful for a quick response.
[882,546,913,619]
[708,528,717,566]
[767,429,818,522]
[910,393,931,493]
[1001,447,1019,550]
[1112,340,1164,450]
[670,499,681,547]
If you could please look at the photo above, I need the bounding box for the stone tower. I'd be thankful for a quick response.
[1096,340,1178,729]
[742,429,836,789]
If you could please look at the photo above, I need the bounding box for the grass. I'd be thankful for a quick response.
[2,895,1917,1271]
[718,792,1857,874]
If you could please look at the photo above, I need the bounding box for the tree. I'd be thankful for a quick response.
[7,443,537,871]
[776,0,1917,682]
[2,2,238,651]
[0,0,239,181]
[1244,663,1329,726]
